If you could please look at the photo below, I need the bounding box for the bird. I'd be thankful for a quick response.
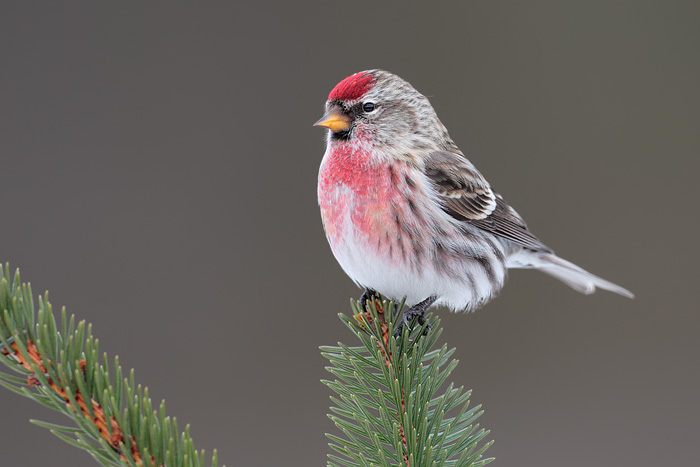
[314,70,633,332]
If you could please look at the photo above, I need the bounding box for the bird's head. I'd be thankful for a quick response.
[314,70,451,156]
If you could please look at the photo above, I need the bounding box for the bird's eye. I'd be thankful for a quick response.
[363,102,377,113]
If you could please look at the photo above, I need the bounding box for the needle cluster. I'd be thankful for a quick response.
[321,298,493,467]
[0,264,219,467]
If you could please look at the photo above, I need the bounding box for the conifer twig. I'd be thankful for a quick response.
[321,297,493,467]
[0,264,220,467]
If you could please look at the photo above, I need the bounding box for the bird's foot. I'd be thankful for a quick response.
[393,295,437,338]
[359,288,378,311]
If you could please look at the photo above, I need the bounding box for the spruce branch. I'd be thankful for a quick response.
[321,297,493,467]
[0,264,220,467]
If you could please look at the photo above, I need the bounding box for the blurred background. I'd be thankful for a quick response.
[1,2,698,466]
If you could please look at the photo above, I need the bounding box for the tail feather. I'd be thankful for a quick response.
[508,251,634,298]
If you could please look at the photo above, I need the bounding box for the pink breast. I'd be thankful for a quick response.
[319,145,405,250]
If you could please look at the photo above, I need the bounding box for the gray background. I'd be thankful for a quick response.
[1,2,698,466]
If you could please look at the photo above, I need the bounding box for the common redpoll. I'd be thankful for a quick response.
[315,70,633,330]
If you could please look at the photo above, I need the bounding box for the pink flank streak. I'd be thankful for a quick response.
[328,72,375,101]
[319,143,415,262]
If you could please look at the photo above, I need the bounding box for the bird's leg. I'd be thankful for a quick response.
[359,288,378,311]
[394,295,438,338]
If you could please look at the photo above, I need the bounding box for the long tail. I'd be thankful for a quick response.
[507,251,634,298]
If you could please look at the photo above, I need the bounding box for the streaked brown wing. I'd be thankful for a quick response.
[423,151,497,221]
[423,151,551,252]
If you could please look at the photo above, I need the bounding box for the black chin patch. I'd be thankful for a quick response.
[331,129,351,141]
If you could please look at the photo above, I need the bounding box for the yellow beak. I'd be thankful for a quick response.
[313,111,351,132]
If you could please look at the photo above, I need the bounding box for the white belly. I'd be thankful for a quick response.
[323,188,508,312]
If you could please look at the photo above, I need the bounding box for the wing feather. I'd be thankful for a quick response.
[423,151,551,252]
